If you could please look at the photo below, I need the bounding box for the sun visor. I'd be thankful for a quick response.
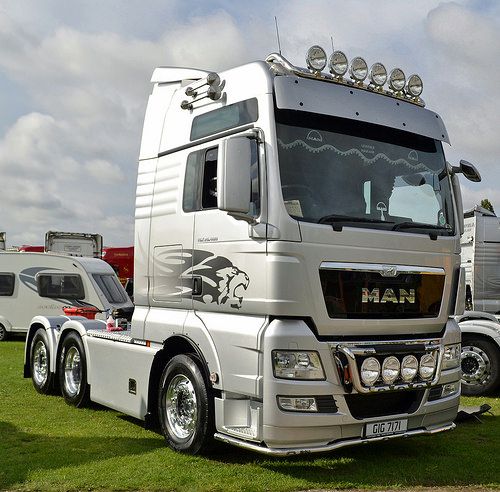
[274,76,450,144]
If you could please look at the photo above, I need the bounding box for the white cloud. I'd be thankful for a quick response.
[1,0,500,246]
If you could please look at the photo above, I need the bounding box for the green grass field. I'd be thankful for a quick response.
[1,339,499,491]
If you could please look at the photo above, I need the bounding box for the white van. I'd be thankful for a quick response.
[0,252,133,340]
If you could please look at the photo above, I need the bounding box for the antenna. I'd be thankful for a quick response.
[330,36,334,52]
[274,16,282,55]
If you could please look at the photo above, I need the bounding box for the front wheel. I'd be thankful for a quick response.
[158,354,214,454]
[461,336,500,396]
[58,332,90,407]
[31,328,54,394]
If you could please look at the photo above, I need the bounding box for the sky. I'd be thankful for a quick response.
[0,0,499,247]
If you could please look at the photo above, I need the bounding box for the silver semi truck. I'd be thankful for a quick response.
[24,45,480,455]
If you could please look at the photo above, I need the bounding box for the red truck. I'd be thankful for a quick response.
[101,246,134,286]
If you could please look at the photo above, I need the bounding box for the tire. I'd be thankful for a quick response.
[30,328,54,394]
[158,354,214,454]
[58,332,90,407]
[0,324,7,342]
[461,336,500,396]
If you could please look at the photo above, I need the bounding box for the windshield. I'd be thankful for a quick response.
[276,110,454,235]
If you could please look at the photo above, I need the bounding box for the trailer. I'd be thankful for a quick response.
[0,252,133,341]
[24,44,480,455]
[102,246,134,286]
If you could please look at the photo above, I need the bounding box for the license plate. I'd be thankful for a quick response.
[365,419,408,438]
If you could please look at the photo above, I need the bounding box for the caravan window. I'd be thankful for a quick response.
[93,274,127,303]
[37,274,84,299]
[0,273,15,296]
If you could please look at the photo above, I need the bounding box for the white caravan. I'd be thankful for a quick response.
[457,206,500,395]
[0,252,133,341]
[24,45,480,455]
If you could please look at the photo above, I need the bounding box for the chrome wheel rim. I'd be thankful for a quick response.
[461,345,491,386]
[33,341,48,386]
[165,374,197,440]
[64,346,82,396]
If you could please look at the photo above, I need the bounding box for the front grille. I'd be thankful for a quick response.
[345,390,424,419]
[320,266,445,319]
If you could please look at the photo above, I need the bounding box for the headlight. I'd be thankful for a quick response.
[350,57,368,82]
[389,68,406,92]
[419,353,436,380]
[369,62,387,87]
[360,357,380,386]
[329,51,348,77]
[442,343,461,370]
[306,45,327,72]
[272,350,325,380]
[441,381,460,398]
[278,396,318,412]
[381,356,400,384]
[401,355,418,382]
[406,74,423,97]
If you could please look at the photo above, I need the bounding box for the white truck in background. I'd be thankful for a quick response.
[458,206,500,395]
[44,231,103,258]
[0,251,133,341]
[24,44,480,455]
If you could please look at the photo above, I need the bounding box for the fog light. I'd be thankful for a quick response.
[441,381,460,398]
[360,357,380,386]
[406,74,423,97]
[389,68,406,92]
[306,45,327,72]
[329,51,348,77]
[350,57,368,82]
[369,62,387,87]
[419,353,436,380]
[278,396,318,412]
[382,356,400,384]
[401,355,418,382]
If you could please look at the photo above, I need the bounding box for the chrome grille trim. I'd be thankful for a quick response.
[320,262,445,276]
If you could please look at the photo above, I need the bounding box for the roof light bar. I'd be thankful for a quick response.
[266,46,425,106]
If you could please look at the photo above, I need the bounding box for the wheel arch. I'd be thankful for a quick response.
[145,334,216,429]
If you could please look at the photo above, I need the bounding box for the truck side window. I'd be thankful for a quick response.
[183,140,260,215]
[0,273,15,296]
[37,274,85,300]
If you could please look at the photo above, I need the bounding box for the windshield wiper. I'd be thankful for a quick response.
[392,221,452,240]
[392,221,451,232]
[318,214,394,231]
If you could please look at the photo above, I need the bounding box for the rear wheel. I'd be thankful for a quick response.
[461,336,500,396]
[58,332,90,407]
[0,324,7,342]
[31,328,54,394]
[158,354,214,454]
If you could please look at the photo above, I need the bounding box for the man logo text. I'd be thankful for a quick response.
[362,288,416,304]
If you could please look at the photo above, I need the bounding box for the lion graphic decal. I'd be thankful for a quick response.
[155,249,250,309]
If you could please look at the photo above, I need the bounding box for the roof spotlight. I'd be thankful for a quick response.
[329,50,348,77]
[389,68,406,92]
[306,45,327,72]
[369,62,387,88]
[350,57,368,83]
[406,74,423,97]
